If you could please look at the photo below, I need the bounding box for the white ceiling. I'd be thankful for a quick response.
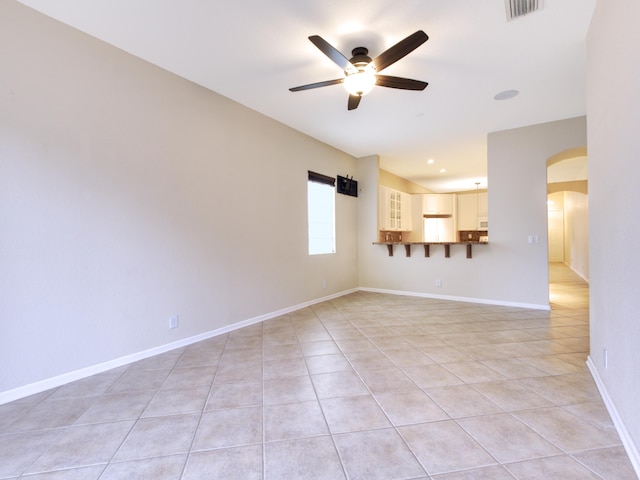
[17,0,595,192]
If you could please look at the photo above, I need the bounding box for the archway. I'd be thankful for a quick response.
[546,147,589,307]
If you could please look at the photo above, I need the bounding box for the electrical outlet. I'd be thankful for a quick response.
[603,348,608,369]
[322,279,327,289]
[435,278,442,288]
[169,315,179,329]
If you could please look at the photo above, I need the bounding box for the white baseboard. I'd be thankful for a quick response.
[0,288,358,405]
[587,356,640,478]
[359,287,551,311]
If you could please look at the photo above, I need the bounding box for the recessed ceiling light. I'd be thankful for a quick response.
[440,168,446,173]
[427,158,434,164]
[494,89,519,101]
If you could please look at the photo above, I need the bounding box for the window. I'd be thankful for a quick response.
[308,171,335,255]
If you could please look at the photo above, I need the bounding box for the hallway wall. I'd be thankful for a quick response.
[587,0,640,471]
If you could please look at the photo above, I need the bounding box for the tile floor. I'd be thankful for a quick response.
[1,263,637,479]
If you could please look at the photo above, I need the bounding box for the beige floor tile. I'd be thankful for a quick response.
[264,400,329,441]
[262,330,298,346]
[100,454,187,480]
[369,336,412,351]
[518,355,585,375]
[218,348,262,364]
[320,395,391,433]
[512,406,621,452]
[74,392,154,425]
[263,356,309,380]
[471,380,553,411]
[141,386,209,417]
[5,397,96,433]
[334,337,378,353]
[431,465,516,479]
[214,359,262,383]
[563,401,617,431]
[26,420,134,473]
[127,350,183,371]
[264,375,316,405]
[299,340,341,357]
[175,348,223,368]
[18,465,106,479]
[479,358,548,379]
[46,373,122,400]
[442,361,506,384]
[573,446,639,479]
[225,335,262,350]
[402,364,465,388]
[310,371,368,399]
[345,350,396,370]
[504,454,601,479]
[0,429,63,478]
[399,420,497,475]
[113,414,199,461]
[334,428,426,480]
[192,407,261,451]
[296,329,332,343]
[326,326,364,340]
[262,343,303,361]
[374,389,449,425]
[405,334,448,348]
[264,436,346,480]
[458,413,562,463]
[426,385,503,418]
[421,346,474,364]
[358,367,416,393]
[0,402,35,432]
[517,373,603,405]
[183,446,262,480]
[205,382,261,412]
[382,348,435,367]
[160,366,217,389]
[107,369,171,394]
[304,353,353,375]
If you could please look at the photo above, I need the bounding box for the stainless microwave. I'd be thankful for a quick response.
[478,217,488,230]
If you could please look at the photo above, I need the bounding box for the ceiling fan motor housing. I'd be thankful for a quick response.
[348,47,373,72]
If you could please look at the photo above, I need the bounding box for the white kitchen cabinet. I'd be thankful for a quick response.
[423,217,455,242]
[423,194,454,215]
[456,192,488,230]
[477,192,488,217]
[379,186,412,231]
[457,194,477,230]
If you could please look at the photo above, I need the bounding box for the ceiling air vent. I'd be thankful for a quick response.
[505,0,544,21]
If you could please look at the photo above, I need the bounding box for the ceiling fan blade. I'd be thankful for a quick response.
[348,94,361,111]
[373,30,429,72]
[289,78,344,92]
[375,75,428,91]
[308,35,355,72]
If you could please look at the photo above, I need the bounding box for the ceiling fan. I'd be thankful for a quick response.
[289,30,429,111]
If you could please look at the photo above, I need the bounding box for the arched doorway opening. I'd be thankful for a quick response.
[546,147,589,309]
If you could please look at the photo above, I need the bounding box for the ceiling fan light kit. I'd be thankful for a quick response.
[343,65,376,96]
[289,30,429,110]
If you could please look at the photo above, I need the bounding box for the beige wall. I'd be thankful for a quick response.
[0,2,358,397]
[379,169,431,194]
[563,191,589,280]
[587,0,640,471]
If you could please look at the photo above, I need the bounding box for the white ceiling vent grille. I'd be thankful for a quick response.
[505,0,544,21]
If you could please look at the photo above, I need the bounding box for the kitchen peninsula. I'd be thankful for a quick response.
[373,240,488,259]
